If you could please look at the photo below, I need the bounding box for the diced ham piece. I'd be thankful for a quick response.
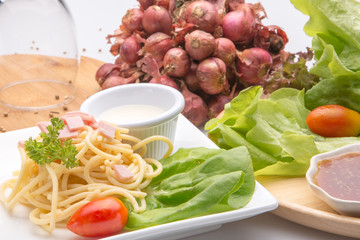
[58,125,79,139]
[98,121,116,139]
[62,116,85,131]
[37,122,51,133]
[113,164,134,182]
[62,111,97,126]
[36,115,82,140]
[89,121,99,129]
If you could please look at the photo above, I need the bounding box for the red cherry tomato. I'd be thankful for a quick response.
[67,197,128,237]
[306,105,360,137]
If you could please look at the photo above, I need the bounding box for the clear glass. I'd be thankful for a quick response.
[0,0,79,110]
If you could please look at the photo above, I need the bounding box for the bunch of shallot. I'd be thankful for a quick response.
[96,0,318,126]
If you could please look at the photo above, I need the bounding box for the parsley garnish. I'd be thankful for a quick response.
[24,117,79,169]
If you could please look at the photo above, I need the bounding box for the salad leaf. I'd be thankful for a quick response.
[263,49,320,94]
[290,0,360,78]
[289,0,360,111]
[304,75,360,111]
[205,87,360,176]
[125,146,255,230]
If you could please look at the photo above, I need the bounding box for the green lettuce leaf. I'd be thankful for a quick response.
[290,0,360,77]
[205,87,360,176]
[125,146,255,230]
[304,75,360,111]
[289,0,360,119]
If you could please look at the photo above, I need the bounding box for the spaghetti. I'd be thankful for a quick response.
[0,119,173,232]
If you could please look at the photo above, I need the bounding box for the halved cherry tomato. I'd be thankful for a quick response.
[306,105,360,137]
[67,197,128,237]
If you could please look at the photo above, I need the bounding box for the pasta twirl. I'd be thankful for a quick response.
[1,123,173,232]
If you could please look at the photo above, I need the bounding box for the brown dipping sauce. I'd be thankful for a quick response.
[314,152,360,201]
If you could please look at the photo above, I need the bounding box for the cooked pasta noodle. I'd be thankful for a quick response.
[0,124,173,232]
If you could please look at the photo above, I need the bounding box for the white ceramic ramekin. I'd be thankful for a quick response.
[306,143,360,217]
[80,83,185,159]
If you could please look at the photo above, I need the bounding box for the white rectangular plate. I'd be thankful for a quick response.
[0,114,278,240]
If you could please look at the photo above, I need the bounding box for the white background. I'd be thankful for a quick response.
[22,0,360,239]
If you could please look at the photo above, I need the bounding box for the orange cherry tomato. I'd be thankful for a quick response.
[306,105,360,137]
[67,197,128,237]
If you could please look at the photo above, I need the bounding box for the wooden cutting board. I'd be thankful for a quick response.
[1,55,359,238]
[0,55,103,132]
[256,176,360,238]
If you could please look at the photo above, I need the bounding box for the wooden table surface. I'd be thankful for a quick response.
[0,56,104,132]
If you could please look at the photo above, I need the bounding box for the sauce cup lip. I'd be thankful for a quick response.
[80,84,185,128]
[306,143,360,206]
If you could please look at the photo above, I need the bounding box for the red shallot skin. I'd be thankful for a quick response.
[180,81,208,126]
[155,0,176,13]
[207,0,228,19]
[122,8,144,32]
[213,38,236,66]
[228,0,245,11]
[107,28,132,56]
[95,63,120,86]
[184,0,220,33]
[207,94,232,119]
[107,28,132,46]
[163,48,191,77]
[114,56,131,72]
[236,47,273,85]
[137,53,162,78]
[142,5,172,35]
[138,0,155,10]
[184,62,200,92]
[221,5,257,44]
[226,65,237,86]
[120,34,142,65]
[196,57,228,95]
[143,32,173,64]
[185,30,216,61]
[253,25,289,54]
[101,76,136,89]
[172,23,195,46]
[149,75,179,90]
[102,71,144,89]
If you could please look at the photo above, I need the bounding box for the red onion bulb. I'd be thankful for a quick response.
[228,0,245,11]
[102,76,135,90]
[163,48,191,77]
[142,5,172,35]
[120,34,141,65]
[196,57,227,95]
[184,62,200,92]
[95,63,120,87]
[144,32,173,63]
[221,6,256,44]
[122,8,144,32]
[149,75,179,90]
[184,0,220,33]
[213,38,236,66]
[207,94,232,119]
[180,81,208,126]
[185,30,216,61]
[155,0,176,12]
[236,48,273,85]
[138,0,155,10]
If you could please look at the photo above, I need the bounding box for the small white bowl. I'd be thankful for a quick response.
[306,143,360,217]
[80,83,185,159]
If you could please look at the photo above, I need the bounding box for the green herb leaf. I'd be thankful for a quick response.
[24,117,78,169]
[206,87,360,176]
